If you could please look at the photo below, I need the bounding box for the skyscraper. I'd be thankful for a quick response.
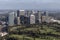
[17,10,20,25]
[14,11,17,17]
[42,11,49,23]
[20,10,25,16]
[8,12,14,26]
[19,10,25,25]
[37,11,41,23]
[30,14,35,24]
[25,10,32,17]
[45,11,49,23]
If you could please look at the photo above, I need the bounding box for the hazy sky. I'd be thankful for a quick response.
[0,0,60,10]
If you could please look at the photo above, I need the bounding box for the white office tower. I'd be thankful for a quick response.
[20,10,25,16]
[8,12,14,26]
[30,14,35,24]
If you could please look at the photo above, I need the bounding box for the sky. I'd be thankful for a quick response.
[0,0,60,10]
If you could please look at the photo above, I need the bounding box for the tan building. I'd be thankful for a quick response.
[20,10,25,16]
[42,16,52,23]
[17,17,20,25]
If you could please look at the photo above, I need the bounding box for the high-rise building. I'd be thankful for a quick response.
[20,10,31,25]
[25,10,32,17]
[17,10,20,17]
[42,11,49,23]
[19,10,24,25]
[8,12,15,26]
[37,11,41,23]
[14,11,18,25]
[20,15,25,24]
[14,11,17,17]
[20,10,25,16]
[30,14,35,24]
[45,11,49,23]
[17,10,20,25]
[34,11,38,24]
[17,17,20,25]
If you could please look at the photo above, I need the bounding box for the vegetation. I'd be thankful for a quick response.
[4,23,60,40]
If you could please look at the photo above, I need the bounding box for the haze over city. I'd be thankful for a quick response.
[0,0,60,10]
